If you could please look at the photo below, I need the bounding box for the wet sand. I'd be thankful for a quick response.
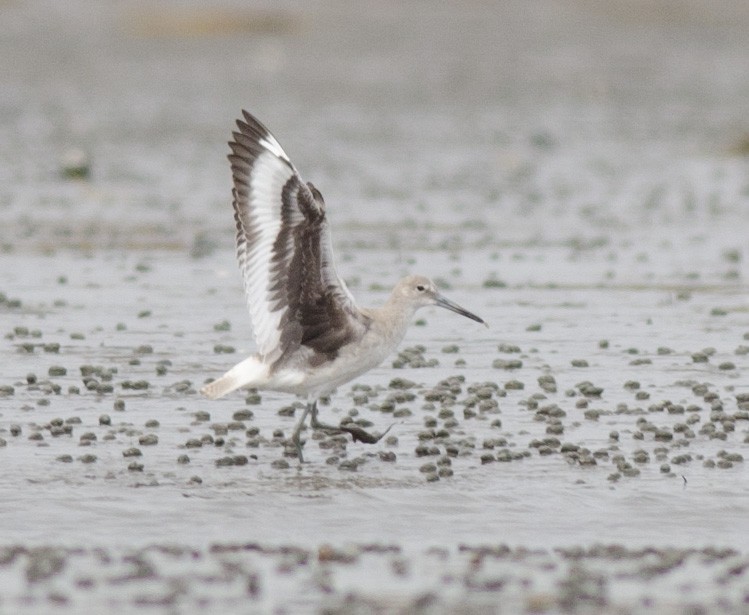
[1,0,749,612]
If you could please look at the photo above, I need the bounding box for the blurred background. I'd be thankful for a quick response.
[0,0,747,257]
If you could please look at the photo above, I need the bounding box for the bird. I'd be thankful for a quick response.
[200,110,486,462]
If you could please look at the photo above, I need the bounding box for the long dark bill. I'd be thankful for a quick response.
[435,294,487,326]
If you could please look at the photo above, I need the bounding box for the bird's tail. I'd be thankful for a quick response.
[200,355,269,400]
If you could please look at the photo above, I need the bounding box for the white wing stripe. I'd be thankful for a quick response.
[241,151,291,359]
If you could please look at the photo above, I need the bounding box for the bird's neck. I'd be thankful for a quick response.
[366,295,417,345]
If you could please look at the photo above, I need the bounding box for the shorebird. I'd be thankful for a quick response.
[201,110,486,462]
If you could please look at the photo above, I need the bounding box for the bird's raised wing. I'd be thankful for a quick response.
[228,110,370,367]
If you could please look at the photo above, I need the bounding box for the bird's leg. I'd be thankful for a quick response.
[290,402,313,463]
[309,400,344,432]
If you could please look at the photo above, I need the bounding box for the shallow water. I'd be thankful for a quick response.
[1,0,749,612]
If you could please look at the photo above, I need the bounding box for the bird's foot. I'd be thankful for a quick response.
[309,415,344,433]
[339,422,395,444]
[310,414,395,445]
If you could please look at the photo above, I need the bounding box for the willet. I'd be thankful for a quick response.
[201,110,486,462]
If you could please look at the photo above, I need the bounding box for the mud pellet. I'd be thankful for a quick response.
[244,392,261,405]
[414,445,433,457]
[671,454,692,465]
[492,449,509,462]
[424,472,440,482]
[277,406,296,417]
[145,420,159,428]
[177,455,190,464]
[538,375,557,393]
[48,366,67,377]
[78,454,97,463]
[56,454,73,463]
[493,359,523,370]
[138,434,158,446]
[338,460,359,472]
[113,399,125,412]
[128,462,144,472]
[233,410,254,421]
[719,452,743,463]
[213,344,235,354]
[122,447,142,457]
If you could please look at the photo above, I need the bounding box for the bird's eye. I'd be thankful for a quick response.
[416,285,425,292]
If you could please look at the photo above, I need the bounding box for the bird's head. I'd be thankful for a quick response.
[394,275,486,325]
